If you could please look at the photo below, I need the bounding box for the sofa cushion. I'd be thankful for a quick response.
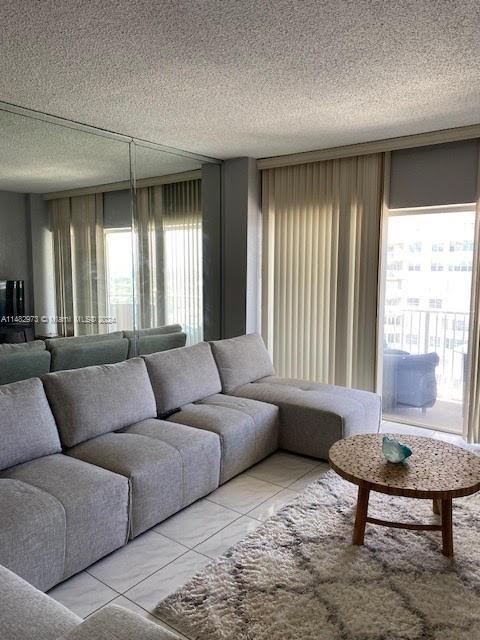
[143,342,222,415]
[232,376,381,459]
[0,479,66,591]
[122,418,221,507]
[169,394,279,483]
[42,358,157,448]
[57,604,178,640]
[0,349,52,386]
[0,378,61,471]
[1,454,129,579]
[0,564,80,640]
[45,331,124,350]
[50,338,129,371]
[67,432,184,538]
[210,333,274,393]
[0,340,46,353]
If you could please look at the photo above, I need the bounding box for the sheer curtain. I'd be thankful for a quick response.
[136,186,165,328]
[261,154,383,391]
[49,194,106,336]
[466,153,480,443]
[50,197,74,337]
[70,194,106,335]
[136,178,203,344]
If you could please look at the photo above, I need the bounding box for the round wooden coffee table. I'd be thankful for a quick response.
[329,434,480,557]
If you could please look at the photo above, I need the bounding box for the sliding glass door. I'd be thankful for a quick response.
[379,205,476,433]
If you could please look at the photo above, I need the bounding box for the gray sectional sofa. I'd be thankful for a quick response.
[0,564,179,640]
[0,332,381,638]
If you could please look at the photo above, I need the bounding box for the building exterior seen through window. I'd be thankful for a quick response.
[381,209,475,433]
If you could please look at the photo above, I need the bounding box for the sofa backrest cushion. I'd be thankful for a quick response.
[50,338,129,371]
[210,333,275,392]
[0,378,61,471]
[45,331,124,350]
[0,350,51,386]
[143,342,222,415]
[0,340,46,354]
[42,358,157,448]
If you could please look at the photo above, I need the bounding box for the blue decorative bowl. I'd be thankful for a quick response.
[382,435,412,463]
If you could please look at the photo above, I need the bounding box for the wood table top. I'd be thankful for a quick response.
[329,434,480,499]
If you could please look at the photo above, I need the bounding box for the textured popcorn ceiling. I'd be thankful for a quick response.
[0,0,479,160]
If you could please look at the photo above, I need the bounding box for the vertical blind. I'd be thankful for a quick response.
[136,179,203,344]
[261,154,383,391]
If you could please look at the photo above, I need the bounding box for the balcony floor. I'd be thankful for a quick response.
[384,398,464,434]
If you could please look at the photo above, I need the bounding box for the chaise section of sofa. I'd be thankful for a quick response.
[0,564,181,640]
[210,333,382,459]
[0,377,129,588]
[43,358,221,538]
[143,342,279,483]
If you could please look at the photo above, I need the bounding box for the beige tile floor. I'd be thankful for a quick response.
[47,422,478,637]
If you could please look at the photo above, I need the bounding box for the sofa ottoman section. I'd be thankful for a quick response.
[1,454,129,580]
[0,479,66,591]
[121,419,221,506]
[67,432,185,538]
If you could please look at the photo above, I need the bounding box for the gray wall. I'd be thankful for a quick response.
[0,190,33,314]
[202,163,223,341]
[222,157,261,338]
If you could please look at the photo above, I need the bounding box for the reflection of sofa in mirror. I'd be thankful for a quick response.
[0,341,51,385]
[45,332,129,372]
[0,325,188,384]
[383,348,440,414]
[124,324,187,357]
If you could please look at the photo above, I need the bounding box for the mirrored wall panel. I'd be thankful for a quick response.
[132,142,205,356]
[0,106,222,384]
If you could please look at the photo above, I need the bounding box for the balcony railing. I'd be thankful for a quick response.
[384,309,469,402]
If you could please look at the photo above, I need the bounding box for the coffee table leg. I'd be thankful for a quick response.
[353,486,370,545]
[441,498,453,557]
[433,498,441,515]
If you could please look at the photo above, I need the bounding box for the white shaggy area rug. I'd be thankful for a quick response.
[156,471,480,640]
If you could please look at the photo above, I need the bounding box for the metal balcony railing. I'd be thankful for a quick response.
[383,309,469,402]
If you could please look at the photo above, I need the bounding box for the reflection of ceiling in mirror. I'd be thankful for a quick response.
[0,112,201,194]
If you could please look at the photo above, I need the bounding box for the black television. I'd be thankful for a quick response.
[0,281,25,322]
